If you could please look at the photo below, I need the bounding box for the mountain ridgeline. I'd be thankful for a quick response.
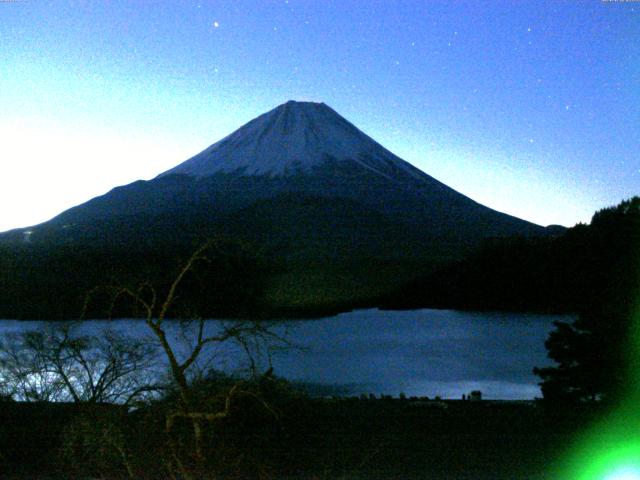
[0,101,558,318]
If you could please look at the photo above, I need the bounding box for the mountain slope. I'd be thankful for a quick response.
[0,100,558,318]
[5,101,546,255]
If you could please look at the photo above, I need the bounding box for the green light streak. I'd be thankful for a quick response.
[603,465,640,480]
[556,309,640,480]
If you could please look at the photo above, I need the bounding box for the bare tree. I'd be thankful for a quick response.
[85,239,285,478]
[0,323,161,405]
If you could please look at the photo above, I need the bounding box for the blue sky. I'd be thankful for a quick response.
[1,0,638,231]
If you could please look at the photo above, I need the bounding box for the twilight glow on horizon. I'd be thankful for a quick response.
[1,0,638,232]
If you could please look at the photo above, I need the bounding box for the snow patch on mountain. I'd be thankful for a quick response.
[159,101,424,181]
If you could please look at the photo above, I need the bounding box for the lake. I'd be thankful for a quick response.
[0,309,571,400]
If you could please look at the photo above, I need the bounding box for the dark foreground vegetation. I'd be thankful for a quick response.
[0,385,604,479]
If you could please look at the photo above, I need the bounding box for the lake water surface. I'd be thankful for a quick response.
[0,309,571,400]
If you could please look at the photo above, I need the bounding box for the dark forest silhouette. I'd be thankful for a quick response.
[533,197,640,403]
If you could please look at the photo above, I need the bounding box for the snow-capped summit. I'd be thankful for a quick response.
[160,100,423,180]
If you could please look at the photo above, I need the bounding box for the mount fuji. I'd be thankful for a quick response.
[0,100,557,317]
[6,100,547,253]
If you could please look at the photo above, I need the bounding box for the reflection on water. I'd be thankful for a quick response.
[0,309,571,400]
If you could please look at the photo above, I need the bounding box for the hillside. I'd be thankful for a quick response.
[0,101,555,318]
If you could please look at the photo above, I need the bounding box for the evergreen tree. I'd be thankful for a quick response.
[534,197,640,403]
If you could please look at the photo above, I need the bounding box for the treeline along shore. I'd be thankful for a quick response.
[1,197,638,320]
